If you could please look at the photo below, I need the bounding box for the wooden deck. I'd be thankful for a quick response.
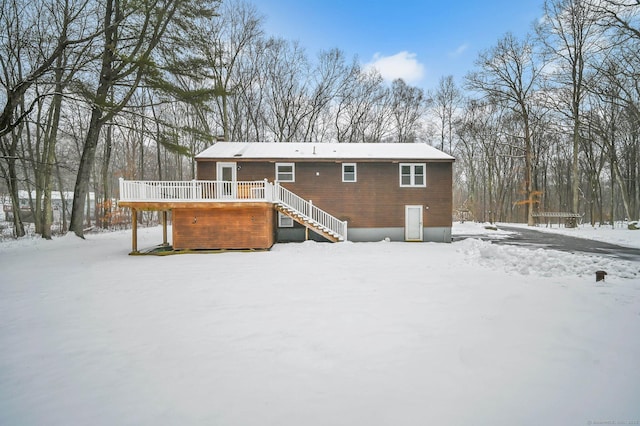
[118,179,347,253]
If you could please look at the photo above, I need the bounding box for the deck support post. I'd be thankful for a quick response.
[162,210,168,245]
[131,208,139,254]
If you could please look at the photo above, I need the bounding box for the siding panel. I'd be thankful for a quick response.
[172,203,274,250]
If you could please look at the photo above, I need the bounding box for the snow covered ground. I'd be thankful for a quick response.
[1,223,639,425]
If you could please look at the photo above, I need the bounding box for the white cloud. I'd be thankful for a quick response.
[365,51,425,84]
[448,43,469,58]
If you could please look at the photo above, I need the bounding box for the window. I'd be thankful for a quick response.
[399,163,426,187]
[275,163,295,182]
[342,163,357,182]
[278,212,294,228]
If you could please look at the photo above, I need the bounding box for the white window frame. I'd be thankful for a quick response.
[278,212,294,228]
[342,163,357,182]
[275,162,295,182]
[399,163,426,187]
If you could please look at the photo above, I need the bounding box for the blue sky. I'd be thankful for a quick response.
[258,0,545,91]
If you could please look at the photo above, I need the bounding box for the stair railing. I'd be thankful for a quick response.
[272,182,347,241]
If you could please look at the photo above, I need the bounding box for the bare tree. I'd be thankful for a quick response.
[390,79,428,143]
[299,49,354,141]
[536,0,602,215]
[432,75,463,153]
[0,0,98,139]
[0,0,97,237]
[588,0,640,221]
[466,33,546,225]
[588,0,640,39]
[201,0,263,141]
[259,38,309,141]
[334,67,390,143]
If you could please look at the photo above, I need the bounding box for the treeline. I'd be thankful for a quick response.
[0,0,638,239]
[459,0,640,225]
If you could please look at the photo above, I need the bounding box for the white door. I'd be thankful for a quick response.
[405,205,423,241]
[217,162,237,198]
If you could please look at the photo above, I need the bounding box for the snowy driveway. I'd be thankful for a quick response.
[457,225,640,262]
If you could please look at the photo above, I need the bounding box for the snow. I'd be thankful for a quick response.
[1,223,639,425]
[195,141,455,161]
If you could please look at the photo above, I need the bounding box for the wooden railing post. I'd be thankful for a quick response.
[119,177,124,200]
[131,208,138,254]
[162,211,168,246]
[264,179,271,201]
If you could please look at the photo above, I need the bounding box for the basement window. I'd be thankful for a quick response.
[278,212,294,228]
[276,163,295,182]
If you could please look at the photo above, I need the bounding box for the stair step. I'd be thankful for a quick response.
[275,198,344,243]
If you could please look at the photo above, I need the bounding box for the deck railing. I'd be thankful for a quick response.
[119,178,272,202]
[118,178,347,241]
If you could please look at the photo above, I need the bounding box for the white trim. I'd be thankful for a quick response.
[275,162,295,182]
[399,163,426,187]
[216,162,237,198]
[342,163,357,182]
[405,205,424,241]
[216,162,237,181]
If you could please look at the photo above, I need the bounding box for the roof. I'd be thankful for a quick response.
[195,142,454,161]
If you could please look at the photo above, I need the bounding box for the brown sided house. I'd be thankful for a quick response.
[118,142,454,252]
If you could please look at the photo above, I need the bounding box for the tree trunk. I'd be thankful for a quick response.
[42,59,65,239]
[1,128,26,237]
[55,155,68,233]
[611,156,632,222]
[571,119,580,215]
[610,160,615,227]
[7,156,25,237]
[70,115,102,237]
[69,0,115,238]
[524,120,535,226]
[100,124,112,228]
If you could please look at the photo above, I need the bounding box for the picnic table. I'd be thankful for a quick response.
[532,212,583,228]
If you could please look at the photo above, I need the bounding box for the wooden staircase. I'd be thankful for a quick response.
[274,204,342,242]
[272,183,347,242]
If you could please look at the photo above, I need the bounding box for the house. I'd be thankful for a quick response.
[118,142,454,253]
[2,191,93,224]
